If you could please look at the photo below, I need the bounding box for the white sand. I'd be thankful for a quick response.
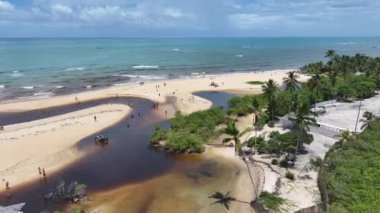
[0,104,131,191]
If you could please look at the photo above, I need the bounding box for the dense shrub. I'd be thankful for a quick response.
[149,124,168,145]
[247,136,265,148]
[165,131,204,153]
[227,95,266,116]
[285,171,295,180]
[271,159,279,165]
[322,119,380,212]
[150,107,225,152]
[250,130,313,155]
[254,113,269,130]
[268,120,275,128]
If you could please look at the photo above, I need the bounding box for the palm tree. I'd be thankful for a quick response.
[337,130,355,161]
[251,97,261,122]
[225,121,241,155]
[338,55,353,80]
[307,72,322,114]
[224,121,258,203]
[209,191,236,210]
[325,50,339,86]
[283,71,300,93]
[325,49,336,59]
[360,111,376,130]
[262,79,278,121]
[209,191,251,210]
[289,102,316,156]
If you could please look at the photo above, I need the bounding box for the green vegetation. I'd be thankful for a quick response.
[150,124,168,145]
[247,130,313,155]
[227,95,266,116]
[247,80,265,85]
[259,191,286,212]
[309,157,323,170]
[150,107,225,153]
[285,171,295,180]
[321,119,380,212]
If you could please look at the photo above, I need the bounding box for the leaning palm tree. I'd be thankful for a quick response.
[209,191,252,210]
[360,111,376,130]
[262,79,278,121]
[224,121,258,203]
[289,102,316,156]
[283,71,300,93]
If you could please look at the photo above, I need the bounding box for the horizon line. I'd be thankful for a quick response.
[1,36,380,39]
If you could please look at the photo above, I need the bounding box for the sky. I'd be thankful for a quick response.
[0,0,380,37]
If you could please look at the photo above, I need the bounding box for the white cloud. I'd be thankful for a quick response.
[229,13,283,30]
[0,1,14,11]
[79,6,125,23]
[1,0,380,36]
[164,8,184,18]
[51,4,73,15]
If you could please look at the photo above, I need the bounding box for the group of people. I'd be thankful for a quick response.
[38,167,47,179]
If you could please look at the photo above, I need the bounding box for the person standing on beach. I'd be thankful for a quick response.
[38,167,42,175]
[5,181,9,190]
[42,168,46,178]
[94,116,97,122]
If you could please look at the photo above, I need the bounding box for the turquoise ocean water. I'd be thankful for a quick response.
[1,37,380,100]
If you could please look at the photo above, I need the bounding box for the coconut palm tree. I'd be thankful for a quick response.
[325,50,339,86]
[262,79,278,121]
[337,130,355,161]
[338,55,353,80]
[209,191,252,210]
[360,111,376,130]
[325,49,337,59]
[283,71,300,93]
[224,121,258,203]
[289,102,316,156]
[307,72,322,113]
[251,97,261,122]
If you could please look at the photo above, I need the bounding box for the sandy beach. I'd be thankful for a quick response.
[0,70,307,211]
[0,104,131,192]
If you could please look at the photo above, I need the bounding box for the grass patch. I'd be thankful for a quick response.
[247,80,265,85]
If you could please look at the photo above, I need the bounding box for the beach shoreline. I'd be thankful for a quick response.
[0,70,308,212]
[0,104,131,193]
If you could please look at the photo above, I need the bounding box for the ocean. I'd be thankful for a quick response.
[1,37,380,101]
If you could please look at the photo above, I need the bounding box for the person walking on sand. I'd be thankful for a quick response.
[94,116,97,122]
[38,167,42,175]
[5,181,9,190]
[42,168,46,178]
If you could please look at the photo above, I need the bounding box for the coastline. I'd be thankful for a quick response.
[0,70,307,211]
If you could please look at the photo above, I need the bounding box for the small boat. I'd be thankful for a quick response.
[95,135,109,145]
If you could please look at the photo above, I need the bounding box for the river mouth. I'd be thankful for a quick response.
[0,92,241,212]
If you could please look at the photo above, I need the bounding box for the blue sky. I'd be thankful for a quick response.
[1,0,380,37]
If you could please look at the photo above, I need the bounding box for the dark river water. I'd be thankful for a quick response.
[0,92,237,212]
